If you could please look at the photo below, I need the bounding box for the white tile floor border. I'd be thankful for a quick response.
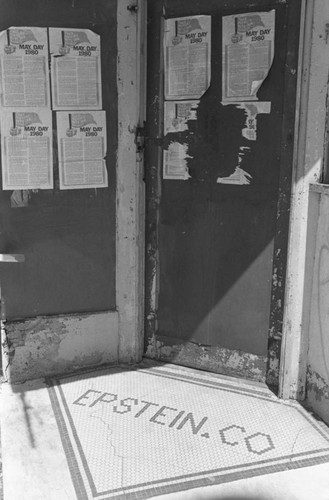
[46,363,329,500]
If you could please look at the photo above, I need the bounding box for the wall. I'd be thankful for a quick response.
[1,312,118,382]
[305,185,329,425]
[279,0,329,401]
[0,0,145,382]
[280,0,329,425]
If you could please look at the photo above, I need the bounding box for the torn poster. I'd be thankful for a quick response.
[237,101,271,140]
[164,16,211,100]
[163,142,191,180]
[57,111,108,189]
[217,146,252,185]
[50,28,102,110]
[0,27,50,108]
[222,11,275,102]
[164,100,199,134]
[1,109,53,190]
[217,167,252,185]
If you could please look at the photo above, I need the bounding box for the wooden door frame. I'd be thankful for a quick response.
[124,0,325,397]
[116,0,147,364]
[279,0,329,400]
[142,0,310,389]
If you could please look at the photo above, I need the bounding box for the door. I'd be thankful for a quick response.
[0,0,117,321]
[145,0,302,383]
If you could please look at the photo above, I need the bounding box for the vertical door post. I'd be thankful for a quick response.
[116,0,147,363]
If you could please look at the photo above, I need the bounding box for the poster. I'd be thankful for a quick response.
[164,100,199,134]
[50,28,102,110]
[163,142,191,180]
[222,11,275,102]
[57,111,108,189]
[164,16,211,100]
[1,109,53,190]
[0,27,50,108]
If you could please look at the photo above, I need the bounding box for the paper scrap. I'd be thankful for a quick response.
[217,146,252,185]
[57,111,108,189]
[50,28,102,110]
[163,142,191,180]
[164,16,211,100]
[1,109,53,190]
[164,100,199,134]
[217,167,252,185]
[0,27,50,108]
[222,11,275,102]
[237,101,271,140]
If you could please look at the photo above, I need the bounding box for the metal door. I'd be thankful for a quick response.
[145,0,301,384]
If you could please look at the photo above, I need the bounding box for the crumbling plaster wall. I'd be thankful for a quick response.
[306,186,329,425]
[302,1,329,425]
[1,312,119,383]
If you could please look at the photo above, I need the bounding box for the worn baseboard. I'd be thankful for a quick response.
[145,334,267,383]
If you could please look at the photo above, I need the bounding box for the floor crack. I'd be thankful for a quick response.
[89,412,126,489]
[287,427,307,469]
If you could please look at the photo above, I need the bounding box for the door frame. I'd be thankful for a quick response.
[126,0,324,397]
[141,0,310,389]
[279,0,329,400]
[116,0,147,364]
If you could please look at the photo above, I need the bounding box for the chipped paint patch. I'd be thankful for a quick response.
[307,366,329,402]
[266,338,280,387]
[306,366,329,426]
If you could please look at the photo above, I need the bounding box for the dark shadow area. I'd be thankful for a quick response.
[19,392,36,448]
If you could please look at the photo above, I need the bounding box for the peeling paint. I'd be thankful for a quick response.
[266,338,280,387]
[145,336,267,383]
[1,322,15,379]
[307,366,329,402]
[1,312,119,383]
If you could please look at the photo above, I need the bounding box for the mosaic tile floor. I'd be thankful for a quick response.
[47,364,329,500]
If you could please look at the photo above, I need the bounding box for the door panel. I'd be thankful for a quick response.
[0,0,117,319]
[145,0,301,382]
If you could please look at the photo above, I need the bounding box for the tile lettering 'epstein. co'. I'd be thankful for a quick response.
[73,389,275,456]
